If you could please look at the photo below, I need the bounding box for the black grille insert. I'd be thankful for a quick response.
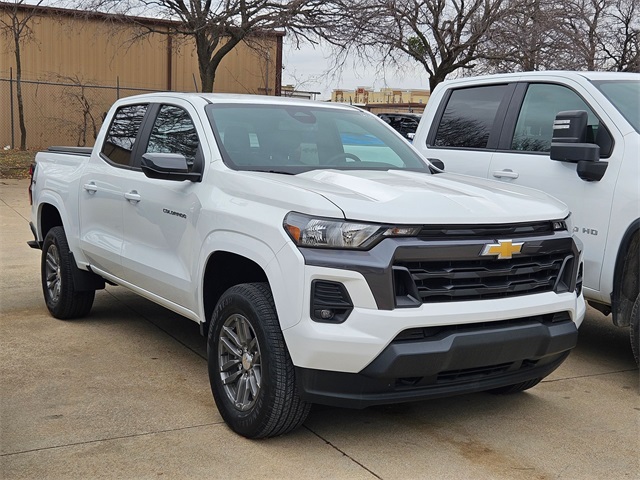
[395,252,571,303]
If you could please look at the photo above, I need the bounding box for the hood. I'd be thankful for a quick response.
[256,169,569,224]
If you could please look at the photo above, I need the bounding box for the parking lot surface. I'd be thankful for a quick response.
[1,179,638,479]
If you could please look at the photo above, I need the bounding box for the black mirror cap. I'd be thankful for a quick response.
[141,153,202,182]
[427,158,445,174]
[550,142,600,163]
[552,110,589,144]
[577,160,608,182]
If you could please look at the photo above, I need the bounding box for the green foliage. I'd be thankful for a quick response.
[407,36,426,58]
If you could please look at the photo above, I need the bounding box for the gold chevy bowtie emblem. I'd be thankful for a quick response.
[481,240,524,260]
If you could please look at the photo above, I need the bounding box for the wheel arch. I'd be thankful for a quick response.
[38,202,64,241]
[201,251,269,334]
[612,219,640,326]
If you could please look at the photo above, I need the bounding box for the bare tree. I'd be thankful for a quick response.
[477,0,569,73]
[0,0,45,150]
[598,0,639,71]
[479,0,639,73]
[563,0,608,70]
[82,0,336,93]
[321,0,508,92]
[55,75,100,147]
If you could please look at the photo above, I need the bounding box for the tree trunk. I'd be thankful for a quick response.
[429,70,448,92]
[195,32,216,93]
[198,59,216,93]
[13,29,27,150]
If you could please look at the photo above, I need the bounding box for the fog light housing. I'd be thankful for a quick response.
[311,280,353,323]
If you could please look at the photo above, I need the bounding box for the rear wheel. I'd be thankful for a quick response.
[208,283,310,438]
[41,226,94,319]
[488,378,542,395]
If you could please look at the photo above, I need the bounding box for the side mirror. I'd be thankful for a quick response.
[141,153,202,182]
[427,157,444,174]
[407,132,416,140]
[576,160,608,182]
[549,110,607,182]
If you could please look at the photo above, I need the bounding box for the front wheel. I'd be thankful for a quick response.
[207,283,310,438]
[41,226,95,319]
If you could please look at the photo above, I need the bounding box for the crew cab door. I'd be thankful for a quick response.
[488,81,621,294]
[78,104,150,277]
[118,101,205,311]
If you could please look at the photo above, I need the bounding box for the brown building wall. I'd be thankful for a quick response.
[0,6,281,148]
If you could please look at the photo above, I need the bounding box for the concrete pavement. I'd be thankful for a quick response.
[1,178,638,479]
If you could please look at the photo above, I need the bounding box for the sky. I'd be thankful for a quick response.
[282,39,431,100]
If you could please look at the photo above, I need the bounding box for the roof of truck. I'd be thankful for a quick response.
[439,70,639,88]
[112,92,360,110]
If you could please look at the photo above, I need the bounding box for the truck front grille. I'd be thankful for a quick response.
[395,252,572,304]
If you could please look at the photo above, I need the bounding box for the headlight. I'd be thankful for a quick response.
[553,213,572,232]
[284,212,420,249]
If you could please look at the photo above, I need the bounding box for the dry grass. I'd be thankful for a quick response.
[0,150,37,179]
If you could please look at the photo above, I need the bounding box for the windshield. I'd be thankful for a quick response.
[205,104,430,173]
[592,80,640,133]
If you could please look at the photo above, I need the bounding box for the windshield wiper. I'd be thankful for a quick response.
[247,168,295,175]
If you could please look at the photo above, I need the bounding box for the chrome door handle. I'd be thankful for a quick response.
[124,191,141,203]
[83,183,98,194]
[492,169,519,179]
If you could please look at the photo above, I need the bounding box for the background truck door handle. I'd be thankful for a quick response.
[83,183,98,194]
[124,191,141,203]
[492,169,519,179]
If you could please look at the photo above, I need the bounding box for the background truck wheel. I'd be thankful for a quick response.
[41,226,95,319]
[488,378,542,395]
[630,293,639,365]
[207,283,310,438]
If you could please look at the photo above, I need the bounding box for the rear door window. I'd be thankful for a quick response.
[432,85,509,149]
[101,104,148,166]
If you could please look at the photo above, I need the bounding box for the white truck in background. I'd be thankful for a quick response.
[29,93,585,438]
[413,71,639,364]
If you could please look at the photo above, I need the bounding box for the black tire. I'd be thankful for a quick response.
[630,293,639,366]
[41,226,95,319]
[207,283,310,438]
[488,377,542,395]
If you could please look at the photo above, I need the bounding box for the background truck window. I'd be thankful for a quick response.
[511,84,599,152]
[433,85,507,149]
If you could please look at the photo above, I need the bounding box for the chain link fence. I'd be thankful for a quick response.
[0,78,163,150]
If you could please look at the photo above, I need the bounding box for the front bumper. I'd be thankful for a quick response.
[295,313,576,408]
[283,278,585,373]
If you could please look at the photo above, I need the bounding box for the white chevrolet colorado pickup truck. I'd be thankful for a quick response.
[413,71,639,364]
[29,93,585,438]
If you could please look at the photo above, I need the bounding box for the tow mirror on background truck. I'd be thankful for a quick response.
[549,110,607,182]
